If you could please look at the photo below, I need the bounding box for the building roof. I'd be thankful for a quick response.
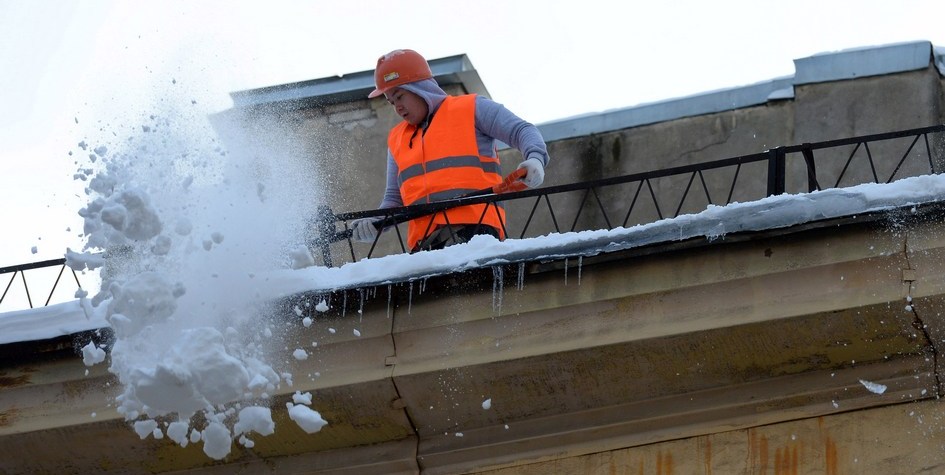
[227,41,942,142]
[540,41,941,143]
[228,54,490,109]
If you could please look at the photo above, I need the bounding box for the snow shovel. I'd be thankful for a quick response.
[336,168,529,242]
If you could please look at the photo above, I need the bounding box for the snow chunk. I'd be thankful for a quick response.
[293,391,313,405]
[126,327,250,415]
[234,406,275,436]
[133,419,159,439]
[859,379,887,394]
[106,271,179,337]
[106,188,163,241]
[151,235,172,256]
[482,398,492,410]
[286,402,328,433]
[288,246,316,270]
[174,217,193,236]
[202,421,232,460]
[292,349,308,361]
[167,421,190,447]
[81,342,106,366]
[65,248,105,271]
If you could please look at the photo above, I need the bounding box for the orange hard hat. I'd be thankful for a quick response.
[368,49,433,99]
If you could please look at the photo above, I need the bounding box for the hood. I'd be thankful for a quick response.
[399,78,449,119]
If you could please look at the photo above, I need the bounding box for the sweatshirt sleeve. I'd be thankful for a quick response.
[378,149,404,209]
[474,96,549,167]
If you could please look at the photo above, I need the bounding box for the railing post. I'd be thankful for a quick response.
[767,147,786,196]
[801,144,821,192]
[312,205,336,268]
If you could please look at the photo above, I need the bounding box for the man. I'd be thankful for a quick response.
[351,49,549,252]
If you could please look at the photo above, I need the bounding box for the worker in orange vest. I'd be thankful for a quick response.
[351,49,549,252]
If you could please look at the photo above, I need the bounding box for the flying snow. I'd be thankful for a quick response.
[60,86,326,460]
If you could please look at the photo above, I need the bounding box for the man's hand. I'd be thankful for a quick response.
[516,157,545,188]
[350,217,383,242]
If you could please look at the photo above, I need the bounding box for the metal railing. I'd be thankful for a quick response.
[4,124,944,312]
[312,124,945,266]
[0,258,85,310]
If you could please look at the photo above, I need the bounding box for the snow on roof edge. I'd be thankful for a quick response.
[5,174,945,346]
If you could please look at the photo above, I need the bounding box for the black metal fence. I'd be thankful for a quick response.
[312,124,945,266]
[4,124,944,313]
[0,258,85,311]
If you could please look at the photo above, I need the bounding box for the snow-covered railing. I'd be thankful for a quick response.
[316,124,945,265]
[4,124,944,297]
[0,258,85,310]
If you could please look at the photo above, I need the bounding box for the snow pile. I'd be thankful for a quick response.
[64,89,328,459]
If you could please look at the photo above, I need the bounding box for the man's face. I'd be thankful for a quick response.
[385,88,429,126]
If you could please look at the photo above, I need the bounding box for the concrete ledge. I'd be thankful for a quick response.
[2,208,944,473]
[416,359,930,475]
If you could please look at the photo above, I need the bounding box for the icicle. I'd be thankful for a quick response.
[387,284,392,319]
[408,281,414,314]
[577,256,583,286]
[420,277,427,294]
[517,262,525,290]
[358,288,365,323]
[564,258,569,286]
[492,266,504,314]
[341,291,348,319]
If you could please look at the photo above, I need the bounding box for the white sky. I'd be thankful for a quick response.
[1,0,944,271]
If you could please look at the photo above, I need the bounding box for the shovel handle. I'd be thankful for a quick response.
[332,169,533,243]
[493,168,529,194]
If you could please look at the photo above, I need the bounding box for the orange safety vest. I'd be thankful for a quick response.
[389,94,506,250]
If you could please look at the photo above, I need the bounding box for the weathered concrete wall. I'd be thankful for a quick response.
[788,65,945,193]
[500,64,944,239]
[477,401,945,475]
[6,202,945,474]
[499,100,795,238]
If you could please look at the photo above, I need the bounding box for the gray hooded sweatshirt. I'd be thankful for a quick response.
[379,78,549,208]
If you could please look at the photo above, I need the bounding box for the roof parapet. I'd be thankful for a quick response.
[794,41,933,85]
[229,54,490,110]
[538,40,939,144]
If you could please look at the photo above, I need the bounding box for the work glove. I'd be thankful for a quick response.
[517,157,545,188]
[350,217,383,242]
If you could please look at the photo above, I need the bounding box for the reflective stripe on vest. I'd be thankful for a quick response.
[389,94,506,249]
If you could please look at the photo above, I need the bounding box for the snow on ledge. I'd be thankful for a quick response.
[258,173,945,298]
[4,173,945,346]
[0,299,104,346]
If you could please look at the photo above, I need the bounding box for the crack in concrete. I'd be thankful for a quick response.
[902,232,942,396]
[386,287,422,473]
